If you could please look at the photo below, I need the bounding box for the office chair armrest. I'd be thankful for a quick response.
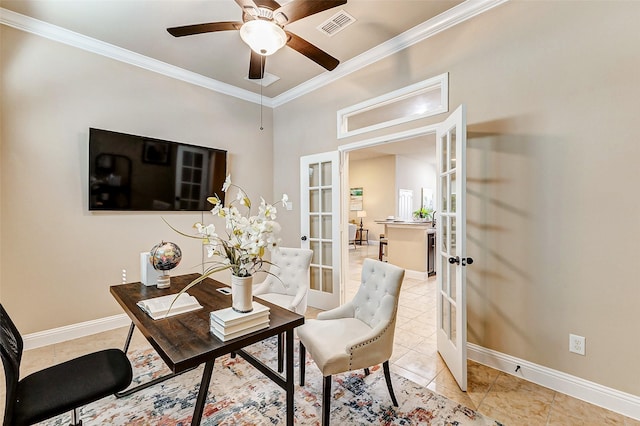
[317,302,355,320]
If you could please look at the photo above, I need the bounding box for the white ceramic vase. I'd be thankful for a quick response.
[231,274,253,313]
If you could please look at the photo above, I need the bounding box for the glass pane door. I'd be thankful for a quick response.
[436,105,468,391]
[300,152,340,310]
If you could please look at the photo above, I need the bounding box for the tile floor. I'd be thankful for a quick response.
[346,244,640,426]
[2,244,638,425]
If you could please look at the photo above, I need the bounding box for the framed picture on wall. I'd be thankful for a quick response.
[350,187,363,211]
[142,140,170,165]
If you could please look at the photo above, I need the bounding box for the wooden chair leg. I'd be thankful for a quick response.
[299,342,306,386]
[322,375,332,426]
[277,332,284,373]
[383,360,398,406]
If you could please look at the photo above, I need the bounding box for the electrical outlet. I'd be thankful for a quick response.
[569,334,586,355]
[121,268,127,284]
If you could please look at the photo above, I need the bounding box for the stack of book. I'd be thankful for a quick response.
[210,302,270,342]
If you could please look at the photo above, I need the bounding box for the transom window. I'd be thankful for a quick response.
[337,73,448,139]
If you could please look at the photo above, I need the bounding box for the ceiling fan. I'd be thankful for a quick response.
[167,0,347,80]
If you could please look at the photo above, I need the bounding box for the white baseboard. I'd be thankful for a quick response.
[405,270,429,280]
[23,313,131,350]
[22,314,639,421]
[467,343,640,421]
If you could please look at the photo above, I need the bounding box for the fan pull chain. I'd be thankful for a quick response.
[260,54,264,131]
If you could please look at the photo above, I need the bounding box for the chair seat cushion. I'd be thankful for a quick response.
[255,293,296,312]
[297,318,372,376]
[13,348,132,425]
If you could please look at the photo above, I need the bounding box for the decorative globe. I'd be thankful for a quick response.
[149,241,182,272]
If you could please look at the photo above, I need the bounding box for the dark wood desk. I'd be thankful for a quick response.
[110,274,304,426]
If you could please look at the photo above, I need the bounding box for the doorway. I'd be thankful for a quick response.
[340,128,442,389]
[338,104,469,391]
[341,129,437,303]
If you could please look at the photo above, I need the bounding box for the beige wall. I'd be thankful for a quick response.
[274,1,640,396]
[395,155,436,215]
[2,0,639,399]
[0,27,273,333]
[348,155,396,241]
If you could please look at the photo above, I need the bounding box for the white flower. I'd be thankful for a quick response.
[174,179,281,279]
[259,198,277,220]
[222,174,232,192]
[204,243,216,257]
[194,223,216,238]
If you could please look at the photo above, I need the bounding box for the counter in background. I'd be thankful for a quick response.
[376,221,436,279]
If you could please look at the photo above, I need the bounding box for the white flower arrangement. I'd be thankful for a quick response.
[166,175,287,291]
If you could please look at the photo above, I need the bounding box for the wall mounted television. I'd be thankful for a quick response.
[89,128,227,211]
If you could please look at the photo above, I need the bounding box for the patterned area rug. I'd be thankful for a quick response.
[39,337,501,425]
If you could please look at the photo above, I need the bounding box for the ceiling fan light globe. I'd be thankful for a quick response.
[240,20,286,56]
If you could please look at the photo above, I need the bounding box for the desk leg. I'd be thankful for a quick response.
[191,359,215,426]
[116,322,198,398]
[286,329,294,426]
[122,322,135,353]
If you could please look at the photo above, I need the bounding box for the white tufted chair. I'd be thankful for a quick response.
[296,258,405,426]
[348,223,357,249]
[253,247,313,314]
[253,247,313,371]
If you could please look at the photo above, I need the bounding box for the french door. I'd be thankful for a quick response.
[436,104,469,391]
[300,151,341,310]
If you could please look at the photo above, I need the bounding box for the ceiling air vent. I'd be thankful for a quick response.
[317,10,356,37]
[244,72,280,87]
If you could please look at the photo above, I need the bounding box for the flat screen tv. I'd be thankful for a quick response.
[89,128,227,211]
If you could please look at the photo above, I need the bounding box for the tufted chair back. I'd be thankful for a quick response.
[297,258,405,375]
[351,258,404,329]
[296,259,405,425]
[253,247,313,314]
[339,258,404,370]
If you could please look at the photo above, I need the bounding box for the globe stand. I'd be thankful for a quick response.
[157,273,171,289]
[149,241,182,290]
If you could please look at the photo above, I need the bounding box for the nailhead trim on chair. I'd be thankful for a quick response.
[347,314,396,370]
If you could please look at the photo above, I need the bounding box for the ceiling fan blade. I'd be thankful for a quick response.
[285,31,339,71]
[254,0,283,11]
[274,0,347,25]
[248,50,266,80]
[167,22,243,37]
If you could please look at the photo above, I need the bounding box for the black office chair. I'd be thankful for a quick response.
[0,304,133,425]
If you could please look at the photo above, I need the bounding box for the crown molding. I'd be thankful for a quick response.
[271,0,509,107]
[0,7,274,107]
[1,0,508,108]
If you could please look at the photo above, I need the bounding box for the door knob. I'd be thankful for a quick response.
[449,256,474,266]
[301,236,307,241]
